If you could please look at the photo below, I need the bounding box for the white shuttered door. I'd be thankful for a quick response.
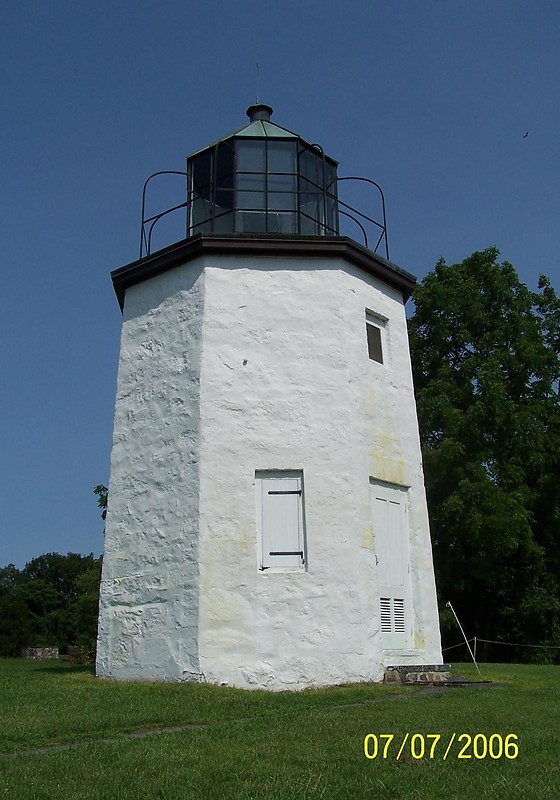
[371,482,412,649]
[261,476,303,569]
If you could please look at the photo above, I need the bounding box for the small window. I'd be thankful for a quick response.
[256,470,306,571]
[365,311,387,364]
[366,323,383,363]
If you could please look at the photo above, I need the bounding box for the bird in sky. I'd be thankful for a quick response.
[523,131,529,138]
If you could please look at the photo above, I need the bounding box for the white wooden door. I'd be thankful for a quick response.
[370,482,412,649]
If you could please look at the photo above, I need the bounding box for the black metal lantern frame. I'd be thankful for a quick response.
[187,137,339,238]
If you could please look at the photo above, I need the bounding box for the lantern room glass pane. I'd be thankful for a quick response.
[216,179,233,209]
[213,210,234,232]
[300,146,320,186]
[215,143,234,210]
[325,162,337,196]
[237,140,266,173]
[216,143,234,181]
[298,177,319,201]
[191,151,212,193]
[237,172,266,191]
[267,141,296,174]
[269,212,296,234]
[238,192,266,210]
[300,214,319,235]
[324,162,338,233]
[191,194,211,232]
[326,196,337,233]
[236,211,267,232]
[268,173,296,210]
[237,172,266,210]
[299,177,319,216]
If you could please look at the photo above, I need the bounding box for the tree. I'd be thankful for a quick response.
[0,598,33,657]
[93,485,108,521]
[73,559,102,658]
[408,248,560,662]
[0,553,103,656]
[0,565,20,596]
[22,552,98,601]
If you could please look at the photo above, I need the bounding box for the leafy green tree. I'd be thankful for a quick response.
[93,484,108,521]
[0,565,20,597]
[22,552,98,601]
[0,553,102,656]
[73,559,102,650]
[0,598,33,657]
[408,248,560,662]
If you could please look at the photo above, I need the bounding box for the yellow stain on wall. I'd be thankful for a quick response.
[198,526,255,652]
[204,587,239,624]
[361,523,374,550]
[367,386,408,485]
[231,525,253,551]
[199,524,253,593]
[369,445,407,487]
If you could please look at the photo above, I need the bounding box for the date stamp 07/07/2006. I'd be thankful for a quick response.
[363,733,519,762]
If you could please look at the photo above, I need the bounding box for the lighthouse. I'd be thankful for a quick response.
[96,104,444,688]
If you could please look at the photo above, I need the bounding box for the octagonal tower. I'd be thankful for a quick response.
[96,105,443,688]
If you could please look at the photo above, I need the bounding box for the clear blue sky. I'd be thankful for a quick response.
[2,1,558,568]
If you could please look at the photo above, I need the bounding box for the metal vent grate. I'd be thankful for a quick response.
[380,597,392,632]
[393,598,405,632]
[380,597,406,633]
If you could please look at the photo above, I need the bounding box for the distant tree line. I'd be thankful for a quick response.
[0,552,102,659]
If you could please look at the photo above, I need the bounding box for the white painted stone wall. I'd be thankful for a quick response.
[97,263,205,681]
[97,251,442,687]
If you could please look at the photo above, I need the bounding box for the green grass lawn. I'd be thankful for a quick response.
[0,660,558,799]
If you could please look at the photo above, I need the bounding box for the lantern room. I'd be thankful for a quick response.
[187,103,339,237]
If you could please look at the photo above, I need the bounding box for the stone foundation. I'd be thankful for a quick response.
[384,664,451,684]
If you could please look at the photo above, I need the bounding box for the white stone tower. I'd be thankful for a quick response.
[96,104,443,688]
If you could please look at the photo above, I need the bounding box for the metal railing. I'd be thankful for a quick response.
[139,170,390,261]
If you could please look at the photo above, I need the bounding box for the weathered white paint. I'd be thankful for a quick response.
[96,264,205,681]
[97,251,442,688]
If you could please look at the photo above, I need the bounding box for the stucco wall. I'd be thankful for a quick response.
[196,255,441,688]
[96,263,205,680]
[97,251,442,687]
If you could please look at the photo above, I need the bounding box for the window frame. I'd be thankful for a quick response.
[365,310,388,364]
